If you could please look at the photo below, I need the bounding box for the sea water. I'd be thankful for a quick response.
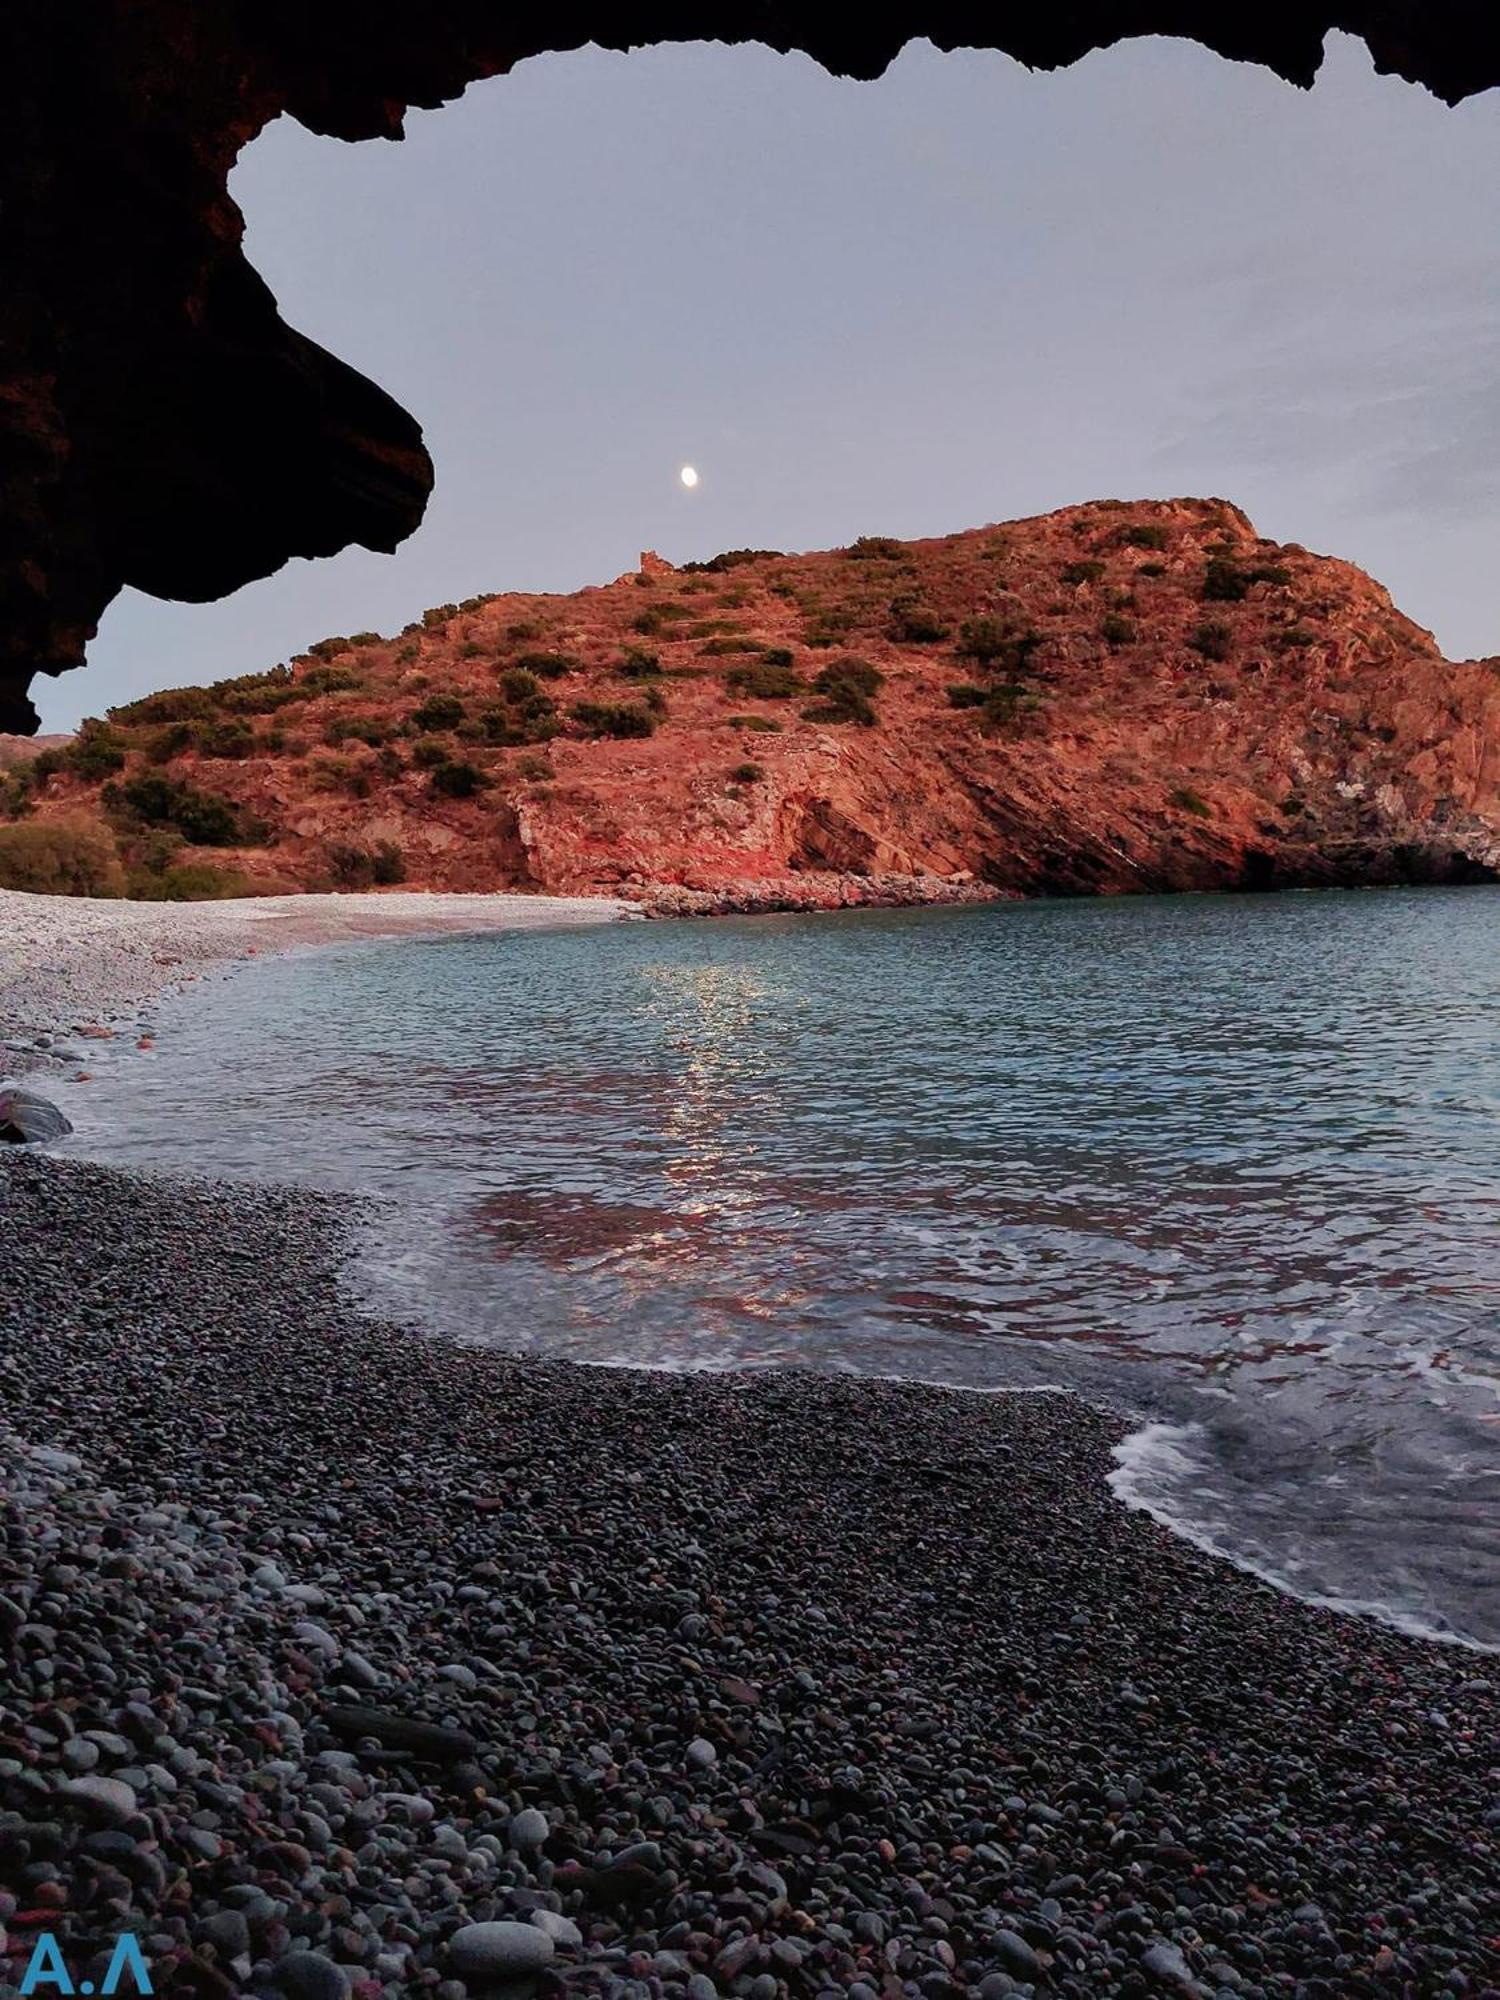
[51,888,1500,1648]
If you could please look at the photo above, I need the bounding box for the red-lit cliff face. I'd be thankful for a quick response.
[10,500,1500,908]
[3,1,1497,735]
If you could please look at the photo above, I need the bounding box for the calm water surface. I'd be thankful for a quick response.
[53,890,1500,1648]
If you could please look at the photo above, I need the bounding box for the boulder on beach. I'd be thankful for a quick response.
[0,1087,72,1146]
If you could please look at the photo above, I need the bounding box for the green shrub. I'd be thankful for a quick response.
[411,736,453,768]
[67,720,129,780]
[1137,562,1168,578]
[107,686,217,728]
[570,701,657,740]
[727,715,782,733]
[1202,558,1248,603]
[957,617,1041,676]
[1,770,33,819]
[324,714,390,748]
[1203,553,1291,601]
[323,840,403,889]
[412,694,465,732]
[1191,620,1234,662]
[1110,523,1169,551]
[0,818,124,896]
[699,635,759,657]
[423,604,459,630]
[459,641,486,660]
[730,762,764,784]
[888,599,949,644]
[681,547,783,574]
[127,862,260,901]
[140,722,189,766]
[1100,614,1137,647]
[119,775,242,846]
[309,757,372,798]
[726,659,802,699]
[803,657,883,726]
[298,663,363,696]
[460,596,497,615]
[619,647,663,679]
[512,651,577,679]
[217,668,303,715]
[396,644,419,664]
[515,753,557,781]
[197,718,255,759]
[498,668,542,704]
[947,683,989,709]
[349,631,382,648]
[632,603,691,636]
[429,759,489,798]
[844,535,903,560]
[802,602,862,649]
[1062,559,1106,586]
[307,636,352,662]
[1171,786,1213,818]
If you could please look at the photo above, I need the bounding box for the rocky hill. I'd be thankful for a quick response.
[5,497,1500,909]
[0,733,70,770]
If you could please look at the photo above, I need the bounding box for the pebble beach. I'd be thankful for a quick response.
[1,892,1497,2000]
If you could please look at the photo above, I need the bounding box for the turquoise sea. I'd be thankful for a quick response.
[53,888,1500,1648]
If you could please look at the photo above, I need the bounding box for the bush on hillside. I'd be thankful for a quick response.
[511,651,578,679]
[411,694,466,733]
[681,548,783,574]
[570,702,657,740]
[118,775,244,846]
[956,617,1042,677]
[429,759,490,798]
[0,818,125,896]
[887,599,949,644]
[726,659,802,699]
[802,657,883,727]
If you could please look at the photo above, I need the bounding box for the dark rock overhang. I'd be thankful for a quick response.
[2,1,1495,733]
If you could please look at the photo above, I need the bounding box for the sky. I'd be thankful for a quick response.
[42,31,1500,729]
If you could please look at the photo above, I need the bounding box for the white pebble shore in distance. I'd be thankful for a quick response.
[0,886,632,1073]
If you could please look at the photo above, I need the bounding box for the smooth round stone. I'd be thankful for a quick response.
[509,1807,549,1850]
[273,1951,351,1999]
[529,1911,582,1949]
[449,1921,556,1981]
[686,1737,717,1769]
[58,1775,138,1825]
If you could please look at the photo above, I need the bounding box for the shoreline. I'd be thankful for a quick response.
[0,886,632,1080]
[2,890,1498,1993]
[1,1154,1495,1996]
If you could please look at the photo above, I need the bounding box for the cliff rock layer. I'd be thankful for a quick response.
[3,2,1497,734]
[9,499,1500,906]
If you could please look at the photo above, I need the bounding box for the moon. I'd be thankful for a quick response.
[679,464,699,489]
